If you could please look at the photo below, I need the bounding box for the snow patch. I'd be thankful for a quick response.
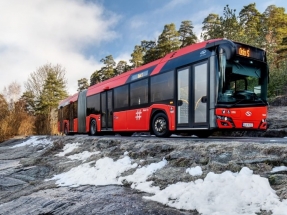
[48,155,137,187]
[11,136,52,148]
[144,167,287,215]
[56,142,81,157]
[271,166,287,173]
[186,166,203,176]
[119,159,167,194]
[67,151,100,161]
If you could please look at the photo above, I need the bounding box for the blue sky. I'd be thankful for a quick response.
[1,0,287,94]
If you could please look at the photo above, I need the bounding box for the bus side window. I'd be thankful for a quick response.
[130,78,148,106]
[153,92,162,101]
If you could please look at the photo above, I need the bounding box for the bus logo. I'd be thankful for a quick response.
[135,110,142,120]
[245,111,252,116]
[200,50,207,57]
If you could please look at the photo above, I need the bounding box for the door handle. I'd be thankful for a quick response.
[177,100,183,106]
[201,96,207,103]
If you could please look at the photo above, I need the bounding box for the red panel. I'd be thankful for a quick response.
[215,106,267,130]
[126,108,149,131]
[86,116,90,132]
[73,118,78,132]
[149,104,176,131]
[113,111,127,131]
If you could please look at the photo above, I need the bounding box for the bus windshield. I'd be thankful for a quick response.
[217,55,268,106]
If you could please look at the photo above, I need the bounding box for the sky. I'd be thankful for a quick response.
[12,136,287,215]
[1,0,287,95]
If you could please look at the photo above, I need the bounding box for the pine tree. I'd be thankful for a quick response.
[141,40,159,64]
[77,78,89,91]
[37,71,68,134]
[130,45,144,68]
[157,23,181,58]
[100,55,116,81]
[221,5,241,41]
[115,61,130,75]
[201,13,222,40]
[239,3,262,46]
[90,70,103,86]
[178,20,198,48]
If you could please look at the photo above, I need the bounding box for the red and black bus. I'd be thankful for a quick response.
[58,38,268,138]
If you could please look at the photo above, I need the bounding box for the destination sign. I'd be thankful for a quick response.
[235,43,265,61]
[238,47,250,57]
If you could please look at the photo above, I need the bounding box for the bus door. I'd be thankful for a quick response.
[176,60,209,129]
[101,90,113,130]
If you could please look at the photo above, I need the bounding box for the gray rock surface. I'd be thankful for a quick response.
[0,134,287,215]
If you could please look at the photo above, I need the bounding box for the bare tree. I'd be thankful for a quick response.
[2,81,21,108]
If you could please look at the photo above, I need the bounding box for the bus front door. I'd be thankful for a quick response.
[177,61,209,129]
[101,90,113,131]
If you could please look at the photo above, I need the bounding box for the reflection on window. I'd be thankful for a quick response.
[177,68,189,124]
[73,101,78,118]
[87,94,100,115]
[63,106,69,120]
[130,79,148,106]
[194,62,207,123]
[114,85,128,109]
[151,71,174,102]
[217,58,267,105]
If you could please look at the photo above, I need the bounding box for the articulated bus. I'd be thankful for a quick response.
[58,38,268,138]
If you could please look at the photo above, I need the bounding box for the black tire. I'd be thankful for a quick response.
[90,119,97,136]
[152,113,171,138]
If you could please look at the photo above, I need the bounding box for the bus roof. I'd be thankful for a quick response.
[58,92,79,108]
[86,38,222,96]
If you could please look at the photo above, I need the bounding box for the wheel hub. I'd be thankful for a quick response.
[155,118,166,133]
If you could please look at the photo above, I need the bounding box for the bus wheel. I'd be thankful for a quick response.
[90,119,97,136]
[152,113,171,138]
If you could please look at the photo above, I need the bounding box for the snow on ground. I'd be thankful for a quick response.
[271,166,287,173]
[119,159,167,194]
[55,142,100,161]
[67,151,100,161]
[48,146,287,215]
[56,142,82,157]
[186,166,203,176]
[48,155,138,187]
[11,136,52,148]
[145,167,287,215]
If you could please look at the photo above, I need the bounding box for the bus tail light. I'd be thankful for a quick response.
[170,106,174,113]
[259,119,267,130]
